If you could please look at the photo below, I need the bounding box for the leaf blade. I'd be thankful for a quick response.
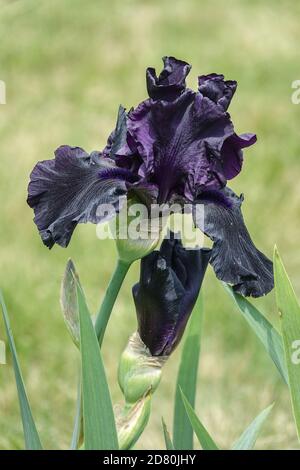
[76,281,118,450]
[162,418,174,450]
[173,294,203,450]
[180,389,219,450]
[232,403,274,450]
[0,291,43,450]
[224,284,288,384]
[274,247,300,440]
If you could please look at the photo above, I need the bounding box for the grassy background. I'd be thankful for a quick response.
[0,0,300,450]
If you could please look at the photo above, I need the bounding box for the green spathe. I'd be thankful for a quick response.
[116,392,151,450]
[109,196,163,263]
[116,332,167,448]
[118,332,167,404]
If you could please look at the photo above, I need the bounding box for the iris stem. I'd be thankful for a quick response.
[95,259,131,346]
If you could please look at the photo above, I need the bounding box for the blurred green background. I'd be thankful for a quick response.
[0,0,300,450]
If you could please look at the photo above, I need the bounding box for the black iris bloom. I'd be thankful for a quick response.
[133,232,211,356]
[27,56,273,297]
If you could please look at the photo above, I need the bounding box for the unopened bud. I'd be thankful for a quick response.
[60,259,81,347]
[60,259,95,348]
[110,196,163,263]
[118,332,167,404]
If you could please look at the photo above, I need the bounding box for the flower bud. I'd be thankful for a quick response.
[60,259,95,348]
[133,232,211,356]
[60,259,81,347]
[118,332,167,404]
[109,195,163,263]
[116,332,167,449]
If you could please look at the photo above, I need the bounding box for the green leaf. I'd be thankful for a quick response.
[0,291,43,450]
[180,389,219,450]
[274,247,300,440]
[232,403,274,450]
[70,374,82,449]
[173,294,203,450]
[162,418,174,450]
[76,279,118,450]
[224,284,288,384]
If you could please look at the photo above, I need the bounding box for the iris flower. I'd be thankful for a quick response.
[133,232,211,356]
[27,56,273,297]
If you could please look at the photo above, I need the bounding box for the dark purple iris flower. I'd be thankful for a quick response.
[133,232,211,356]
[27,56,273,297]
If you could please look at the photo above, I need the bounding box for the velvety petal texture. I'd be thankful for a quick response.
[117,57,256,205]
[27,146,127,248]
[27,55,273,299]
[198,73,237,111]
[193,187,274,297]
[146,56,191,101]
[103,105,128,159]
[125,91,236,203]
[133,233,211,356]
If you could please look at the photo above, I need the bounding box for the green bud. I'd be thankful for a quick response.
[110,196,164,263]
[60,259,80,347]
[115,391,151,450]
[60,259,95,348]
[118,332,167,404]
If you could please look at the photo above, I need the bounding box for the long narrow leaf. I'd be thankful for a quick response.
[232,403,274,450]
[162,418,174,450]
[274,247,300,440]
[76,281,118,450]
[224,284,288,384]
[70,373,82,449]
[173,294,203,450]
[0,291,43,450]
[180,389,219,450]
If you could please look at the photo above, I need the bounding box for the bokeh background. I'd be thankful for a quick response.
[0,0,300,450]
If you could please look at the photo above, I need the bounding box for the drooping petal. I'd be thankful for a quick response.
[146,56,191,101]
[193,187,274,297]
[27,145,127,248]
[198,73,237,111]
[133,233,211,356]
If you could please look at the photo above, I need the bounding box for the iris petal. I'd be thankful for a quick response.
[126,91,235,203]
[103,105,128,159]
[27,145,127,248]
[115,58,256,205]
[198,73,237,111]
[193,187,274,297]
[146,56,191,101]
[221,133,257,180]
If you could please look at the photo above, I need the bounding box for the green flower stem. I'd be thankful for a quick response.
[95,259,131,346]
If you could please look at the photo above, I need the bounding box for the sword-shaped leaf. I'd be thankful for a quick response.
[0,291,43,450]
[274,247,300,441]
